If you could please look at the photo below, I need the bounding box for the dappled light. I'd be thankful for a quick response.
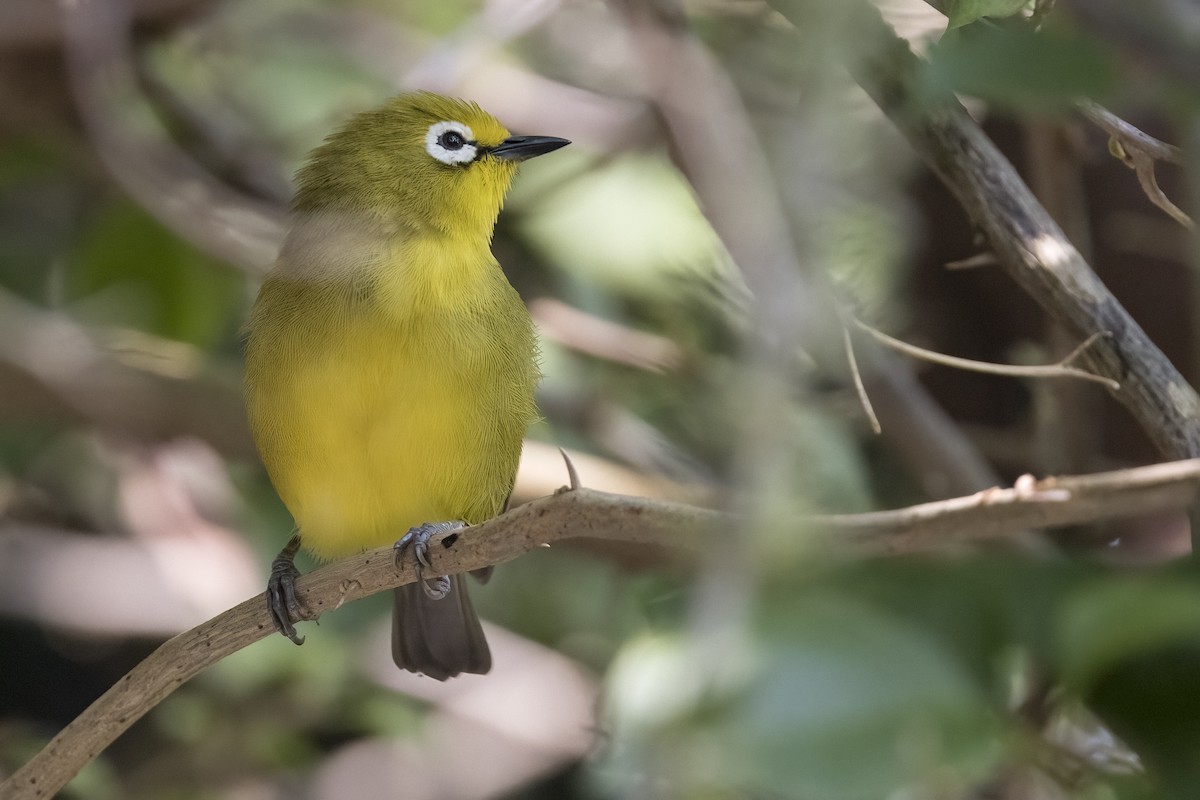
[3,0,1200,799]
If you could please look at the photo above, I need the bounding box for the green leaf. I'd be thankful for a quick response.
[736,596,1001,799]
[946,0,1029,29]
[1087,645,1200,798]
[1057,576,1200,692]
[924,24,1116,111]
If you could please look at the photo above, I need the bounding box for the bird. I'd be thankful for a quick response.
[243,91,569,680]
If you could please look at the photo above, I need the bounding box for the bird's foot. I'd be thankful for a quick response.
[394,521,466,600]
[267,533,316,645]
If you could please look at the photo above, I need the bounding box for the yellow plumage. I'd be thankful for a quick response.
[244,92,565,678]
[246,234,538,560]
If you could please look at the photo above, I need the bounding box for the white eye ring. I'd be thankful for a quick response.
[425,121,478,165]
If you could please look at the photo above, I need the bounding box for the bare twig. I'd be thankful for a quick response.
[6,460,1200,799]
[1079,102,1193,229]
[1079,102,1186,164]
[815,459,1200,550]
[855,319,1121,391]
[530,298,684,372]
[945,252,999,270]
[843,326,883,434]
[615,0,833,682]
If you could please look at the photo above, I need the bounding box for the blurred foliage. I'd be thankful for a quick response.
[69,201,244,346]
[519,152,726,298]
[926,22,1117,112]
[945,0,1030,30]
[1,0,1199,799]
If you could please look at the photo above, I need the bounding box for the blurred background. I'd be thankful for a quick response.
[1,0,1199,797]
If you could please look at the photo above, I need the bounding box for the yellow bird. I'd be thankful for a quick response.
[244,92,568,679]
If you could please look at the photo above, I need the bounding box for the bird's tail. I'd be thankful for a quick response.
[392,575,491,680]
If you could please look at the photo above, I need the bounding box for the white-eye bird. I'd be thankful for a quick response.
[244,91,569,679]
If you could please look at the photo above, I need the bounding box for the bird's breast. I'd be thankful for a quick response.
[245,245,539,560]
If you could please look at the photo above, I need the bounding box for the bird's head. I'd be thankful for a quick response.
[291,92,569,241]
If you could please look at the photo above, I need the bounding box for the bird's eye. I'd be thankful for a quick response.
[425,121,478,165]
[438,130,466,150]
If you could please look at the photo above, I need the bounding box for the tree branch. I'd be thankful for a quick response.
[0,487,709,800]
[815,459,1200,551]
[7,459,1200,799]
[1078,102,1193,229]
[0,289,255,460]
[769,0,1200,464]
[1078,102,1186,165]
[614,0,1004,500]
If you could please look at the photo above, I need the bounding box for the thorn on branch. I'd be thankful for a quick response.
[558,447,582,492]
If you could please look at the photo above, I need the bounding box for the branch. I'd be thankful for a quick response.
[768,0,1200,463]
[1078,102,1186,165]
[945,252,1000,270]
[843,325,882,434]
[814,459,1200,551]
[615,0,1004,500]
[8,460,1200,798]
[854,320,1121,391]
[0,488,710,800]
[0,289,256,460]
[1078,102,1193,229]
[529,298,684,372]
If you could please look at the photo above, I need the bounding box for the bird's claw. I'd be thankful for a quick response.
[394,521,466,601]
[421,575,452,600]
[267,534,314,644]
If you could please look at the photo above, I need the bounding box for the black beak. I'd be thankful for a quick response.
[491,135,571,161]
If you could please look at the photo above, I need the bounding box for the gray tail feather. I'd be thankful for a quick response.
[392,574,491,680]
